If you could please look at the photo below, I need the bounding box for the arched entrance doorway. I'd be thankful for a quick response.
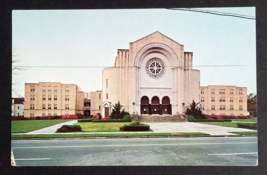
[162,96,172,115]
[151,96,160,114]
[141,96,149,115]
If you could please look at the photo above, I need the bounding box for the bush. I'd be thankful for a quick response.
[122,115,131,122]
[120,122,150,131]
[237,123,257,129]
[92,113,102,120]
[110,101,130,119]
[188,115,195,122]
[56,125,82,132]
[78,119,93,122]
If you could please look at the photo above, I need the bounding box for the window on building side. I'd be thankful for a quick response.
[230,97,234,102]
[211,97,215,102]
[48,86,51,92]
[99,94,101,99]
[211,105,215,110]
[42,95,46,100]
[54,104,57,109]
[48,95,52,100]
[30,86,35,92]
[239,105,243,110]
[65,104,69,109]
[219,97,225,102]
[42,104,45,109]
[65,95,69,101]
[230,89,234,94]
[201,97,204,102]
[54,86,57,92]
[219,89,225,94]
[30,104,34,109]
[30,95,35,101]
[18,106,19,109]
[42,86,46,92]
[99,105,101,110]
[219,105,225,110]
[54,113,57,116]
[211,89,215,94]
[230,105,234,110]
[65,86,69,92]
[106,79,108,88]
[42,113,45,116]
[48,104,51,109]
[239,97,243,102]
[54,95,57,100]
[106,93,108,99]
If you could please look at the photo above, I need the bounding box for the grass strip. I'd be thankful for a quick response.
[230,131,258,135]
[12,120,74,133]
[11,132,208,138]
[196,122,239,128]
[74,122,131,132]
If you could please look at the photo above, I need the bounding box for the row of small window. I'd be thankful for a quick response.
[201,89,243,95]
[30,86,70,92]
[210,105,243,110]
[30,113,70,117]
[201,97,243,102]
[30,95,70,101]
[30,104,70,109]
[211,113,244,116]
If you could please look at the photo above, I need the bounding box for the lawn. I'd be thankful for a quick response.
[11,132,209,138]
[231,119,257,123]
[12,120,74,133]
[198,122,239,128]
[230,131,257,135]
[74,122,131,132]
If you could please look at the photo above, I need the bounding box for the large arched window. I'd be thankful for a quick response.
[141,96,149,105]
[151,96,160,104]
[162,96,170,105]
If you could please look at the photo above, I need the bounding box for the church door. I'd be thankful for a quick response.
[151,96,160,114]
[105,107,109,117]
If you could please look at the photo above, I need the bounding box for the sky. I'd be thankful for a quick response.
[12,8,256,97]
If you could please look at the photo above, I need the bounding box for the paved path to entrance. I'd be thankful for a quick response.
[143,122,255,136]
[26,120,78,134]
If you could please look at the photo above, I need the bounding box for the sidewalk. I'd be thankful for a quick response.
[12,120,256,136]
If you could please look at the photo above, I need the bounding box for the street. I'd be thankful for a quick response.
[12,137,257,166]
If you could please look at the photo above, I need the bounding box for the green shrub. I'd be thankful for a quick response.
[122,115,131,122]
[120,122,150,131]
[188,115,195,122]
[56,125,82,132]
[237,123,257,129]
[78,119,93,122]
[92,119,130,123]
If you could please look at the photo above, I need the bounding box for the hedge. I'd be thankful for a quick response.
[56,125,82,132]
[188,115,195,122]
[120,122,150,131]
[92,115,131,123]
[78,119,93,122]
[237,123,257,129]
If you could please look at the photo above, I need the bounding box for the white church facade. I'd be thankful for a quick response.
[102,32,200,118]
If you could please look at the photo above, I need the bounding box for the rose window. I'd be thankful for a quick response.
[146,58,165,79]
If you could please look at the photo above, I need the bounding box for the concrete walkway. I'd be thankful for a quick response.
[26,120,78,134]
[144,122,255,136]
[20,120,257,136]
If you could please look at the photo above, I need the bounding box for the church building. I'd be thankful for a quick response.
[102,32,200,118]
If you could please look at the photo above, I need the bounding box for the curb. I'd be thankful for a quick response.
[11,134,257,140]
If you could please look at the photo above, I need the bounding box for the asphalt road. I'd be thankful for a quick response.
[12,137,258,166]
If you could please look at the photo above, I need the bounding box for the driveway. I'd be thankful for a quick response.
[143,122,255,135]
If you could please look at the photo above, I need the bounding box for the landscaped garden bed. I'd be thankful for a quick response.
[74,122,130,132]
[236,123,257,129]
[120,122,150,131]
[56,125,82,132]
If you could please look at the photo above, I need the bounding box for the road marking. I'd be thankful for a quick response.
[13,141,257,149]
[209,152,257,156]
[15,158,50,160]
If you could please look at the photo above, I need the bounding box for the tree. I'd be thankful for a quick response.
[110,101,129,119]
[247,93,257,111]
[185,100,204,119]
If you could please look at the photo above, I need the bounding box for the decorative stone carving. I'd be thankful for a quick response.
[146,57,166,79]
